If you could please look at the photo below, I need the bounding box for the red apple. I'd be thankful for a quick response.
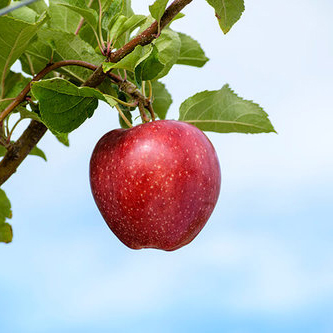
[90,120,221,251]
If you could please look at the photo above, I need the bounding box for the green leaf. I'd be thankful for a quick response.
[0,0,10,10]
[30,28,105,83]
[147,81,172,119]
[0,188,13,244]
[31,78,117,133]
[48,2,81,33]
[166,12,185,28]
[206,0,244,34]
[171,12,185,21]
[154,29,181,79]
[19,40,53,77]
[0,14,45,91]
[101,0,123,30]
[55,0,98,29]
[79,24,98,49]
[90,0,116,12]
[109,14,127,37]
[0,71,30,112]
[0,145,6,156]
[0,142,46,160]
[29,146,47,161]
[53,131,70,146]
[97,78,118,97]
[9,6,38,23]
[102,94,118,108]
[0,188,11,219]
[122,0,134,17]
[19,108,42,122]
[176,32,209,67]
[149,0,169,22]
[109,14,146,41]
[1,71,30,98]
[0,223,12,243]
[31,79,97,133]
[137,15,154,34]
[27,0,48,14]
[135,45,164,87]
[103,45,145,73]
[179,84,276,134]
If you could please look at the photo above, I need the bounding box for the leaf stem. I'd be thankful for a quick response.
[75,0,94,35]
[147,80,153,101]
[0,98,15,102]
[110,96,138,108]
[108,0,193,63]
[1,76,5,99]
[98,0,106,50]
[7,117,23,143]
[141,81,146,97]
[0,0,194,185]
[115,104,132,128]
[92,26,105,55]
[83,0,193,88]
[25,54,36,76]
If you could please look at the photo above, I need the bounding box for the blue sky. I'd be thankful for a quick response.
[1,0,333,332]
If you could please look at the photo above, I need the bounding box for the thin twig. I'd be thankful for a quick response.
[0,60,97,123]
[7,117,24,143]
[0,0,194,185]
[109,0,193,63]
[83,0,193,89]
[0,98,15,102]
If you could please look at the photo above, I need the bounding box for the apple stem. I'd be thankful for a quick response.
[138,101,150,123]
[147,102,156,121]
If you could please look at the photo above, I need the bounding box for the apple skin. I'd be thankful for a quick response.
[90,120,221,251]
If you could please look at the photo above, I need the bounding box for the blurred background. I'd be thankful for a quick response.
[1,0,333,332]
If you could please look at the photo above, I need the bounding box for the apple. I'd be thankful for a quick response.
[90,120,221,251]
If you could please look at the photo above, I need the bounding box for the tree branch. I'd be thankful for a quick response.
[83,0,193,87]
[0,60,97,123]
[0,64,150,186]
[0,120,47,185]
[0,0,193,186]
[110,0,193,62]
